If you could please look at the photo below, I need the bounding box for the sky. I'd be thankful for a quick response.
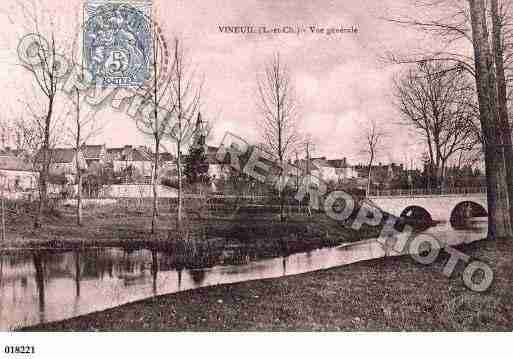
[0,0,471,168]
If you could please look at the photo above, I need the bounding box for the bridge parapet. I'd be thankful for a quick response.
[367,187,486,198]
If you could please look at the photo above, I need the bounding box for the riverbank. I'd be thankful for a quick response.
[0,202,380,267]
[26,237,512,331]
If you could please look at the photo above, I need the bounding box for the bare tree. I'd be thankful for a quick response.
[256,53,300,222]
[385,0,513,134]
[64,89,101,226]
[393,61,479,190]
[3,97,65,193]
[167,38,203,233]
[491,0,513,228]
[149,30,173,235]
[357,118,387,196]
[468,0,512,238]
[10,1,71,228]
[134,26,176,235]
[16,91,68,199]
[2,110,40,162]
[385,0,513,238]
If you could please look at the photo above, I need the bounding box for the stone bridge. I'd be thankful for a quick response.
[368,188,488,225]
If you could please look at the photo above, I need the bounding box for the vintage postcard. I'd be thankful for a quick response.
[0,0,511,357]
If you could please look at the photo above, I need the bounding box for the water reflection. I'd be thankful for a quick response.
[177,268,182,290]
[33,253,45,323]
[74,251,80,298]
[0,219,487,331]
[189,268,206,286]
[151,250,158,296]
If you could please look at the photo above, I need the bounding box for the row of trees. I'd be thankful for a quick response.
[135,32,203,234]
[6,1,207,234]
[10,1,304,230]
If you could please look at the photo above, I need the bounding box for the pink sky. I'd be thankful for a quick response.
[0,0,472,168]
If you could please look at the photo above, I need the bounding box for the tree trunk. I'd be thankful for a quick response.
[33,253,45,314]
[35,99,53,229]
[366,153,374,197]
[76,89,82,227]
[439,160,447,193]
[491,0,513,228]
[177,143,183,231]
[279,162,285,222]
[77,171,82,226]
[151,28,160,236]
[151,137,159,234]
[1,187,5,242]
[468,0,512,238]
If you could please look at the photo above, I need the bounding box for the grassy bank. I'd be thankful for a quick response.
[26,238,512,331]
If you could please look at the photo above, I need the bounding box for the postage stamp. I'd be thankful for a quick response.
[83,0,153,87]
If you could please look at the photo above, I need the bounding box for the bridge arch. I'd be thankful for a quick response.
[450,201,487,229]
[400,206,433,223]
[368,191,487,225]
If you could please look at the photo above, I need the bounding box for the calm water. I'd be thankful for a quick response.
[0,218,487,331]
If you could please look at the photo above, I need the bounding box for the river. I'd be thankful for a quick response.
[0,218,487,330]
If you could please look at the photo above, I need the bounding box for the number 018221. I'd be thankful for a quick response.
[4,346,35,355]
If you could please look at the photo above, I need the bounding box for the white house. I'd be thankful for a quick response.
[0,150,38,198]
[294,157,358,183]
[310,157,359,182]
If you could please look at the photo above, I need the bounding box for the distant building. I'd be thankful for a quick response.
[206,146,231,180]
[294,158,322,179]
[0,149,38,195]
[45,145,106,177]
[159,152,175,167]
[40,144,176,185]
[327,158,359,180]
[154,152,178,183]
[82,144,107,166]
[47,148,87,178]
[106,145,154,177]
[295,156,358,182]
[354,162,405,188]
